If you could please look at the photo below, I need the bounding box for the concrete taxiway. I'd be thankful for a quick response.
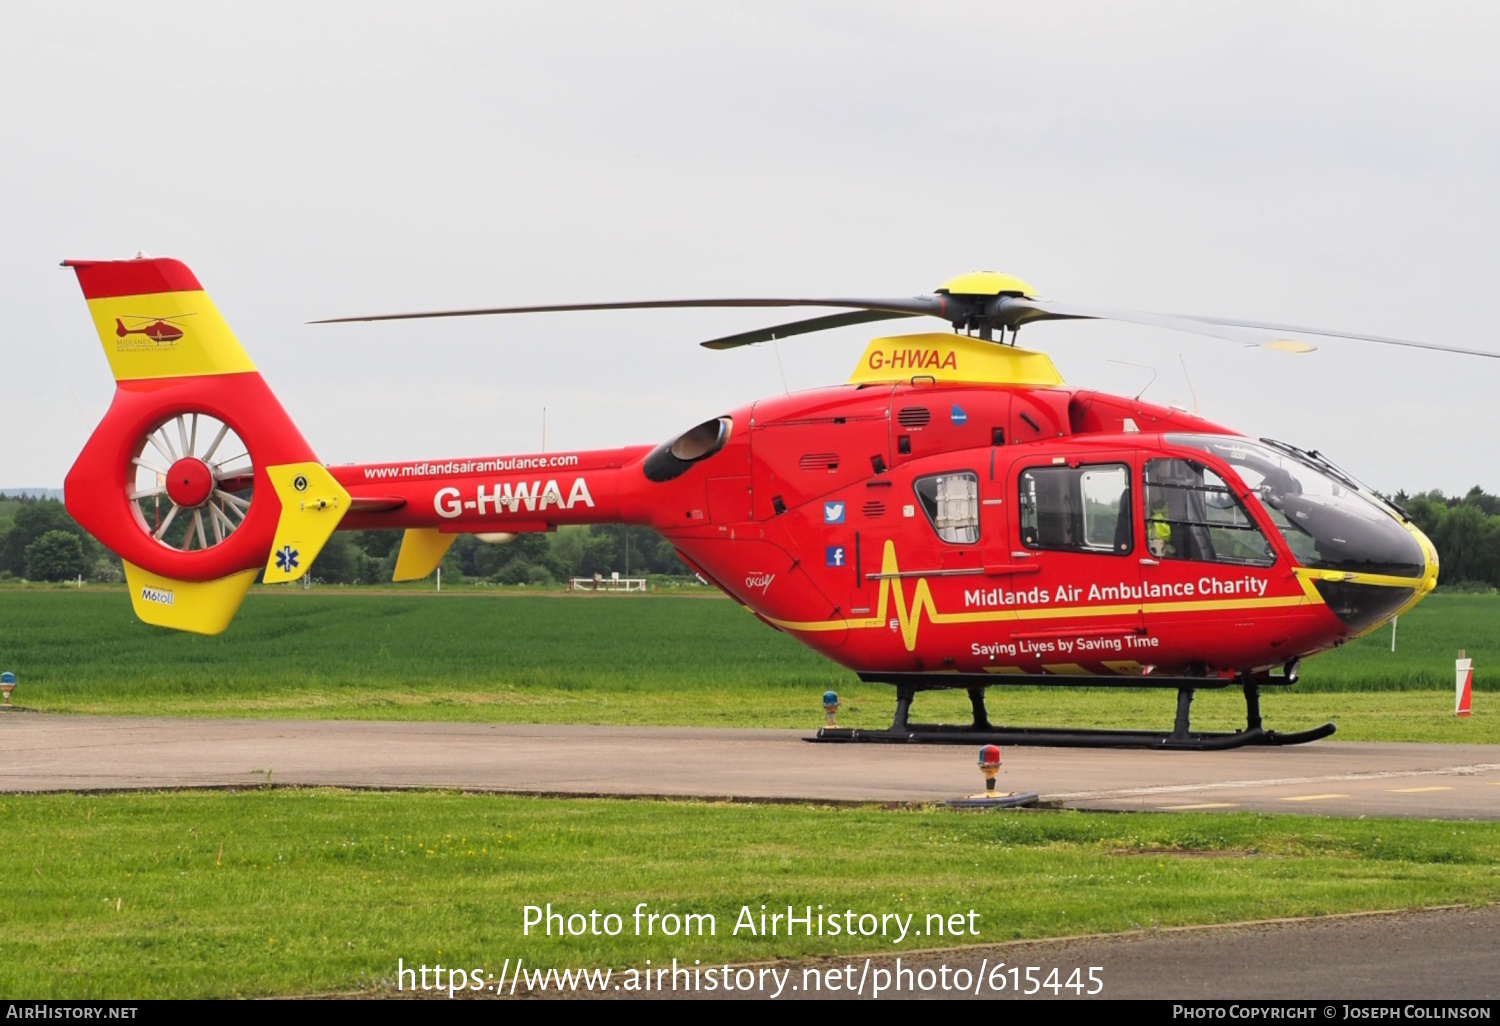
[1,713,1497,818]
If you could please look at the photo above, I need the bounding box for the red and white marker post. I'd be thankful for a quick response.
[1456,649,1473,718]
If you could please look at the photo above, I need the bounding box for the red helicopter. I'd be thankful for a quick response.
[61,258,1496,749]
[114,314,193,344]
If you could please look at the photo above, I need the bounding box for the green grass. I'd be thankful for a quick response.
[1,589,1496,741]
[2,789,1497,998]
[1299,594,1496,691]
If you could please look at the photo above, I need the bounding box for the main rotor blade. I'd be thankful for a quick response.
[1173,315,1500,360]
[312,296,942,325]
[700,310,919,350]
[1001,298,1317,351]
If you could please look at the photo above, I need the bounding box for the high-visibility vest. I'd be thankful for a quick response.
[1149,506,1172,541]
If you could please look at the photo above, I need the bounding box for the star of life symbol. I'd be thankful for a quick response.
[275,545,300,572]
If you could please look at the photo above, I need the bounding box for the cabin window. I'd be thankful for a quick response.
[1143,458,1275,566]
[1019,464,1133,555]
[913,472,979,544]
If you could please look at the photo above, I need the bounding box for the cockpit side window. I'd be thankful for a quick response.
[1018,464,1133,555]
[913,472,979,544]
[1144,458,1275,566]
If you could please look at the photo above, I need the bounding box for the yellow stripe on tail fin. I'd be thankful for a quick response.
[65,258,255,382]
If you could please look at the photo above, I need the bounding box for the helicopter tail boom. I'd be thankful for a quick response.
[62,256,340,634]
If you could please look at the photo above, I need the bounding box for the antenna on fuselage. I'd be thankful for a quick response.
[1107,359,1159,401]
[771,335,791,395]
[1179,354,1201,416]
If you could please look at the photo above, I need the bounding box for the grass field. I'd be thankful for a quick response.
[2,592,1496,999]
[1,589,1495,742]
[3,788,1498,998]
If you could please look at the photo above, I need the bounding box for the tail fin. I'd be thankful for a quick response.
[67,258,256,381]
[63,256,348,634]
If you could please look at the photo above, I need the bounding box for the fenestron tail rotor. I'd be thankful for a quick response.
[313,269,1500,361]
[129,412,255,553]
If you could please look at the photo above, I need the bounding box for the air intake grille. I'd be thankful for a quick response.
[897,406,931,428]
[798,453,840,472]
[861,501,886,519]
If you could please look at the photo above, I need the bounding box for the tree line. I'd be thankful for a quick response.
[4,487,1500,589]
[0,495,122,584]
[317,526,688,586]
[1395,487,1500,591]
[0,492,687,586]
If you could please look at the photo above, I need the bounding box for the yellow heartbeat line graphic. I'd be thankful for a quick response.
[776,541,1039,652]
[869,540,945,652]
[771,540,1305,653]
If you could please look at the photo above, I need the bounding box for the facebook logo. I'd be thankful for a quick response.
[823,501,845,524]
[826,546,846,568]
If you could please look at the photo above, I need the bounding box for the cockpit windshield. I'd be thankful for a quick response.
[1165,435,1426,578]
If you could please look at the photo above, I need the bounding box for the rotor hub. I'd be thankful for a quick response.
[164,457,214,508]
[935,271,1038,298]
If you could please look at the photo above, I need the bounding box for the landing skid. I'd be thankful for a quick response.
[812,678,1335,751]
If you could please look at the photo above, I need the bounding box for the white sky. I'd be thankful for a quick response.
[3,1,1498,495]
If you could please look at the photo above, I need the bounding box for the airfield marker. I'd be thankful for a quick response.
[1456,651,1473,718]
[823,691,839,727]
[979,744,1001,792]
[946,745,1038,809]
[0,671,14,705]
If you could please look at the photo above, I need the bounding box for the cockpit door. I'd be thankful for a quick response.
[1137,453,1284,668]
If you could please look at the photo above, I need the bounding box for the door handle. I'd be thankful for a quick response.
[1139,558,1160,566]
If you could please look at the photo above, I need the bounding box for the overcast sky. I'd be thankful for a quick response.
[3,1,1497,495]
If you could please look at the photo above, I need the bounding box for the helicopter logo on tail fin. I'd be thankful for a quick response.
[114,314,195,347]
